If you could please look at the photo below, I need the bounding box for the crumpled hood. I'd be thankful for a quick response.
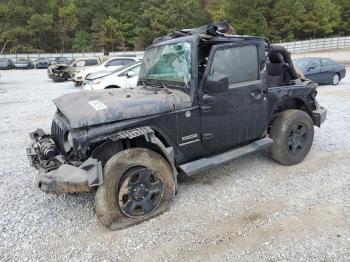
[54,87,191,128]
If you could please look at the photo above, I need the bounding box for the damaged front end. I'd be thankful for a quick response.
[27,128,103,195]
[47,64,70,82]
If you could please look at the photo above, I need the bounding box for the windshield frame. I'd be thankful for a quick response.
[138,35,198,94]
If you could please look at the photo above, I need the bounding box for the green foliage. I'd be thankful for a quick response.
[72,30,90,52]
[335,0,350,35]
[92,16,124,53]
[134,0,211,48]
[269,0,306,41]
[302,0,341,38]
[27,14,55,51]
[0,0,348,53]
[58,1,78,51]
[215,0,270,36]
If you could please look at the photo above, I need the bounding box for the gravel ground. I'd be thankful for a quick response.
[0,69,350,261]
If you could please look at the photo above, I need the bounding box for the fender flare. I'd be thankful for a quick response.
[109,126,178,188]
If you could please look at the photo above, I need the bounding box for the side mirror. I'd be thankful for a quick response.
[105,63,110,67]
[206,74,229,93]
[127,71,136,78]
[308,66,315,71]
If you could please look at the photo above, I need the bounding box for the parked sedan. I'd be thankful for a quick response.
[52,57,68,65]
[293,57,346,85]
[0,59,15,70]
[14,58,34,69]
[35,58,51,69]
[82,61,141,91]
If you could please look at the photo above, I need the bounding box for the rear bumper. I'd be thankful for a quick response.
[312,104,327,127]
[27,129,103,195]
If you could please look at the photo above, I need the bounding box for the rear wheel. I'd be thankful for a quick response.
[95,148,175,230]
[270,109,314,165]
[331,73,340,85]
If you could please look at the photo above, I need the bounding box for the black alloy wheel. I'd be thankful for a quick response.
[287,122,308,155]
[331,73,340,85]
[118,167,164,218]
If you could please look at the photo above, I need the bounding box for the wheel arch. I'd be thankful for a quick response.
[269,96,313,131]
[90,126,178,186]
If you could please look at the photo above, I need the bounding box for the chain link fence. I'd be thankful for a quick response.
[277,36,350,54]
[1,36,350,61]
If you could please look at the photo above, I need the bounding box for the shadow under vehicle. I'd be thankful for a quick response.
[27,22,327,230]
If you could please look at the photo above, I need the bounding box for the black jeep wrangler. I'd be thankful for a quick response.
[27,23,326,230]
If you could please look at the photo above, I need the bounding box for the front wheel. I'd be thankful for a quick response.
[95,148,175,230]
[331,73,340,85]
[269,109,314,166]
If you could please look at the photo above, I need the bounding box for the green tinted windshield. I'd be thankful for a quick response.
[139,42,191,87]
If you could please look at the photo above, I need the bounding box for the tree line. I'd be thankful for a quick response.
[0,0,349,53]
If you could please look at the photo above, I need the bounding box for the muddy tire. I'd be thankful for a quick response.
[269,109,314,166]
[95,148,175,230]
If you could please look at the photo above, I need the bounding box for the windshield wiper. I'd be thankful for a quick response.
[160,82,173,94]
[141,79,173,94]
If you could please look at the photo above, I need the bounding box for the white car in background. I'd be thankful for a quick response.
[82,61,141,91]
[73,56,139,86]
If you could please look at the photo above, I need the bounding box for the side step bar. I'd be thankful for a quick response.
[179,137,273,176]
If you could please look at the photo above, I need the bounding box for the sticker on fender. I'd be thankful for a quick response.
[88,100,107,111]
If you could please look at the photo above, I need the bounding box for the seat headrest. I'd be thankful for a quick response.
[269,52,284,63]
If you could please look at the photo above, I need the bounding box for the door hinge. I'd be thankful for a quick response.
[200,106,211,113]
[202,133,213,141]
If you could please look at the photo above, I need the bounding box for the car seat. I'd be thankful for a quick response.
[266,52,290,87]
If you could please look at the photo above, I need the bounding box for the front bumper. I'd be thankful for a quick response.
[312,104,327,127]
[27,129,103,195]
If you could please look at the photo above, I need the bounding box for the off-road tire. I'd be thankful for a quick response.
[95,148,175,230]
[270,109,314,166]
